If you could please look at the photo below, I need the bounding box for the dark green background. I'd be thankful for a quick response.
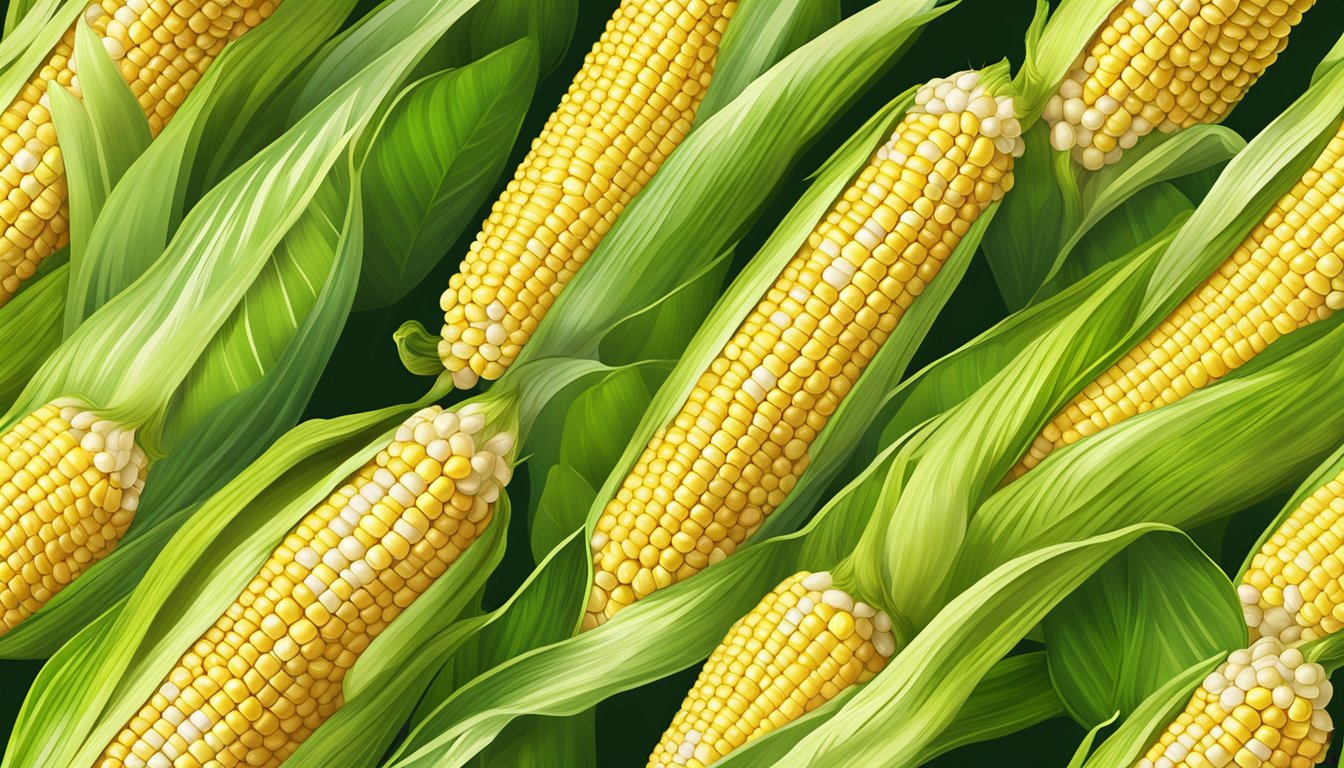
[2,0,1343,764]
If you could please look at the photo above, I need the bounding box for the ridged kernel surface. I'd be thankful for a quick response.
[1013,125,1344,479]
[1137,638,1332,768]
[0,0,277,302]
[439,0,738,388]
[585,71,1024,629]
[1046,0,1315,169]
[646,572,895,768]
[96,405,513,768]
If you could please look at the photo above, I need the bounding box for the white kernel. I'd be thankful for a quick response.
[801,572,832,590]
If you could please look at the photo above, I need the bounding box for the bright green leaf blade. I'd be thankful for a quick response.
[513,0,944,366]
[1082,655,1220,767]
[696,0,841,120]
[1043,534,1244,727]
[766,525,1173,766]
[0,262,64,412]
[64,0,358,324]
[358,40,538,309]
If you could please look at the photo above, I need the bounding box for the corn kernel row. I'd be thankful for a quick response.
[0,0,277,302]
[646,572,894,768]
[0,399,146,634]
[96,405,513,768]
[1045,0,1314,170]
[584,70,1024,630]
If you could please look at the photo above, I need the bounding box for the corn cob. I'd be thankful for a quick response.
[1010,123,1344,479]
[95,405,514,768]
[438,0,737,389]
[583,71,1025,630]
[645,572,895,768]
[1044,0,1315,170]
[0,0,278,303]
[1240,468,1344,644]
[0,399,146,635]
[1136,637,1332,768]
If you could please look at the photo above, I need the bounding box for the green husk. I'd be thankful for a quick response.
[395,0,947,375]
[355,40,538,310]
[0,0,506,658]
[397,62,1011,765]
[1042,533,1244,727]
[63,0,359,325]
[48,18,150,284]
[694,0,842,120]
[983,122,1242,310]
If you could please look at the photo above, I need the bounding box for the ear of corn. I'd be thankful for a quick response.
[0,0,279,303]
[645,571,894,768]
[1043,0,1316,170]
[94,405,513,768]
[1010,118,1344,479]
[1136,638,1333,768]
[1240,467,1344,645]
[438,0,738,389]
[584,69,1024,630]
[0,398,145,635]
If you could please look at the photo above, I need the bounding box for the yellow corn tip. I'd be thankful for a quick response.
[1240,469,1344,644]
[0,0,277,304]
[438,0,738,389]
[1046,0,1314,170]
[96,405,514,768]
[0,399,146,635]
[1011,123,1344,479]
[582,70,1024,631]
[646,572,895,768]
[1136,638,1332,768]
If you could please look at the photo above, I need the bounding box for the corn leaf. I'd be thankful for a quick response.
[849,234,1171,625]
[506,0,945,367]
[479,712,596,768]
[0,262,64,411]
[696,0,841,120]
[461,0,577,76]
[47,18,149,312]
[0,170,364,658]
[756,526,1175,766]
[1081,655,1220,767]
[950,318,1344,599]
[527,366,656,559]
[415,0,578,79]
[64,0,359,325]
[979,123,1069,310]
[161,166,357,447]
[357,40,537,310]
[1042,534,1244,727]
[1042,125,1243,294]
[983,122,1241,310]
[0,0,83,111]
[2,0,55,32]
[13,0,491,452]
[919,652,1067,764]
[1043,182,1193,297]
